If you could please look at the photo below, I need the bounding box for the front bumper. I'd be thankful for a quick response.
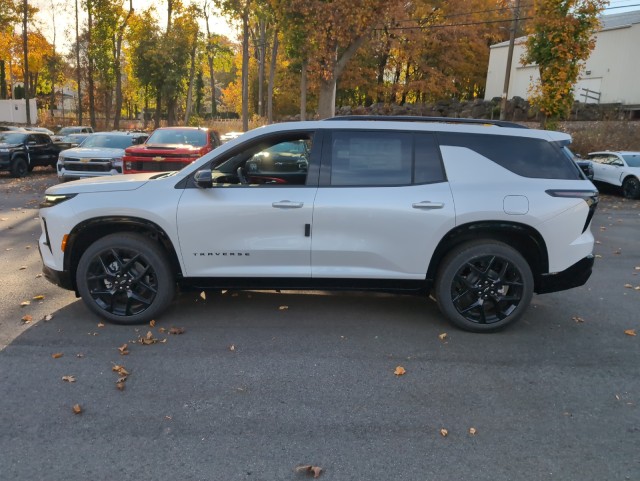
[536,255,595,294]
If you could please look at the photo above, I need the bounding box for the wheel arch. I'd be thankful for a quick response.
[426,221,549,292]
[64,216,183,292]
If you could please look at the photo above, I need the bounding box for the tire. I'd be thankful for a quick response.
[76,233,176,324]
[622,177,640,200]
[10,157,28,178]
[435,240,534,333]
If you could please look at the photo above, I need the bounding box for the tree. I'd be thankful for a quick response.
[523,0,606,129]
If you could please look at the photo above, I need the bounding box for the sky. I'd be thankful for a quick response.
[28,0,640,54]
[30,0,238,53]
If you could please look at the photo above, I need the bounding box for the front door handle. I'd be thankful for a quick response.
[272,201,304,209]
[412,201,445,210]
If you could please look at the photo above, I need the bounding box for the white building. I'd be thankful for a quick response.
[485,10,640,111]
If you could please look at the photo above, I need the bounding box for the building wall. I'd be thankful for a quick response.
[485,22,640,105]
[0,99,39,124]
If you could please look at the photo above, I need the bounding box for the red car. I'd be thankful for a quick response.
[123,127,221,174]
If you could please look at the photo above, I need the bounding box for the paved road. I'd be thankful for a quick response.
[0,171,638,481]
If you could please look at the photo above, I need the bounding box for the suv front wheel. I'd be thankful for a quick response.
[435,240,533,332]
[76,233,175,324]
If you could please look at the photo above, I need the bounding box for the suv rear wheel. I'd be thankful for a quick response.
[10,156,28,177]
[622,177,640,199]
[435,240,533,332]
[76,233,175,324]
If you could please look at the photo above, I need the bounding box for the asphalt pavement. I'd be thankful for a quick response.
[0,169,638,481]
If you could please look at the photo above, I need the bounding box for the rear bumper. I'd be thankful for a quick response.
[536,255,594,294]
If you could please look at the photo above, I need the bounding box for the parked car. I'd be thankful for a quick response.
[585,151,640,199]
[220,131,243,143]
[122,127,221,174]
[0,131,62,177]
[561,146,594,180]
[0,125,27,132]
[38,117,598,332]
[55,133,92,152]
[57,131,149,182]
[51,126,94,142]
[28,127,56,136]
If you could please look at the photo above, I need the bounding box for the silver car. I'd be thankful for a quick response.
[57,131,148,181]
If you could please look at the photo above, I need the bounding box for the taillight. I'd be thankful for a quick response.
[546,189,599,232]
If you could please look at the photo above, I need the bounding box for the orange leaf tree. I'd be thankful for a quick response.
[522,0,606,129]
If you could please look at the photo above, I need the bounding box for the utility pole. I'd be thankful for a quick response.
[76,0,82,124]
[500,0,521,121]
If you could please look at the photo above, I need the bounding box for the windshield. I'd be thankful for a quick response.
[0,133,27,144]
[147,129,206,146]
[80,134,134,149]
[622,154,640,167]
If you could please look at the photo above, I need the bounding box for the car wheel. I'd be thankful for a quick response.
[10,157,28,177]
[76,233,175,324]
[435,241,533,333]
[622,177,640,200]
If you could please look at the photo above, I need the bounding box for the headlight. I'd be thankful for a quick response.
[58,155,65,162]
[40,194,77,208]
[0,148,9,153]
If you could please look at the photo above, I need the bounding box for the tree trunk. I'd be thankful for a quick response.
[184,40,198,124]
[267,29,278,124]
[22,0,30,125]
[207,55,216,117]
[75,0,82,124]
[154,89,161,129]
[113,0,133,130]
[87,0,96,129]
[300,59,307,121]
[318,78,336,119]
[241,7,249,131]
[257,20,266,118]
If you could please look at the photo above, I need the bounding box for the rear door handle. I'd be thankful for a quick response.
[412,201,445,210]
[272,201,304,209]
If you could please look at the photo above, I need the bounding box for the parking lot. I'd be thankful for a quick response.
[0,168,638,481]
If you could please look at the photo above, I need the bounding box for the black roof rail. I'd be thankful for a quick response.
[324,115,529,129]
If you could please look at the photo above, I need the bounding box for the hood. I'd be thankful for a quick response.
[135,143,201,151]
[60,147,125,158]
[0,143,21,149]
[45,172,160,195]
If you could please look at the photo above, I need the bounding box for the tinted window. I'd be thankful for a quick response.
[622,154,640,167]
[330,131,412,186]
[415,133,446,184]
[438,133,581,180]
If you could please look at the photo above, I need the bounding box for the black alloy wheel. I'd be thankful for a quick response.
[622,177,640,199]
[10,157,28,177]
[435,241,533,332]
[76,233,175,324]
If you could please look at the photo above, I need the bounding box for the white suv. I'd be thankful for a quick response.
[38,117,598,332]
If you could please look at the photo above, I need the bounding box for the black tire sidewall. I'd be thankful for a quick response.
[76,233,175,324]
[622,177,640,199]
[10,157,28,177]
[435,241,534,333]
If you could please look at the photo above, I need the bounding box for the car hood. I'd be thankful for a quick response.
[135,143,202,151]
[0,143,21,149]
[60,147,125,158]
[45,172,160,195]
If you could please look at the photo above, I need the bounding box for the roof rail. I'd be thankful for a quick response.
[324,115,529,129]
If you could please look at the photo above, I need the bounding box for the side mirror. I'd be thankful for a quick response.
[194,169,213,188]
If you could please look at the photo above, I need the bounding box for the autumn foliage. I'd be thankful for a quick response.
[523,0,606,129]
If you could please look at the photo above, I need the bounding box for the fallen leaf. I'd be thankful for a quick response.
[438,332,447,341]
[116,382,125,391]
[32,295,45,300]
[149,320,156,327]
[613,249,622,255]
[200,291,206,300]
[572,316,585,323]
[168,327,185,335]
[20,301,30,307]
[62,375,76,383]
[295,465,323,478]
[624,284,633,289]
[52,352,63,359]
[19,266,26,270]
[394,366,406,376]
[158,327,166,333]
[469,427,477,435]
[43,314,53,321]
[635,267,640,271]
[440,428,449,437]
[279,305,289,310]
[228,344,236,352]
[35,273,42,278]
[72,404,82,415]
[112,364,129,377]
[624,329,636,337]
[97,322,105,328]
[21,315,33,323]
[137,331,159,345]
[76,353,84,358]
[595,254,603,258]
[118,344,129,355]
